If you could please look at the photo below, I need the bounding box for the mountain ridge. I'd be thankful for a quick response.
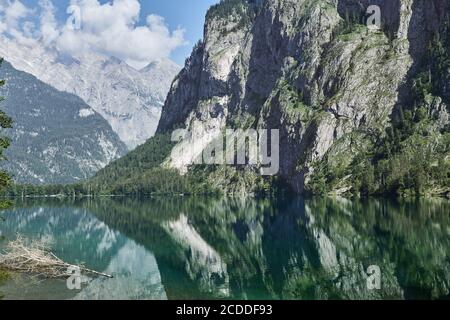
[0,60,128,185]
[153,0,450,196]
[0,36,181,149]
[6,0,449,197]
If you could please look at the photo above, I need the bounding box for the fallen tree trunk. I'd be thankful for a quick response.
[0,235,113,279]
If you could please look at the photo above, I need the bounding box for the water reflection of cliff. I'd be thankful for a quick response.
[1,196,449,300]
[0,200,166,300]
[86,196,450,300]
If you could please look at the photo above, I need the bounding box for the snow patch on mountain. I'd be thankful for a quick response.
[79,108,95,117]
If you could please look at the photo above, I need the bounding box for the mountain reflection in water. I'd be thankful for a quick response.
[0,196,449,300]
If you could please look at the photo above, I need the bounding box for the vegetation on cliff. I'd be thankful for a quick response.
[308,22,450,197]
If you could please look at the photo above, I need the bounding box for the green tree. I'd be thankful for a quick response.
[0,58,13,210]
[0,58,13,297]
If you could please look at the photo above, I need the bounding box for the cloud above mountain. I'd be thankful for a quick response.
[0,0,187,69]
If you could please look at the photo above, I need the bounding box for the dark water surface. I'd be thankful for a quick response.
[0,196,449,300]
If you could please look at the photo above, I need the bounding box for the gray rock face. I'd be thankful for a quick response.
[0,61,128,185]
[157,0,449,193]
[0,37,180,150]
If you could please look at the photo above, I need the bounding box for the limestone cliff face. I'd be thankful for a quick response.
[157,0,449,193]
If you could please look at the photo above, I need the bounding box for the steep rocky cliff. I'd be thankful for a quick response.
[155,0,449,195]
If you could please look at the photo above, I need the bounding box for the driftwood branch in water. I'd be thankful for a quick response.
[0,235,113,279]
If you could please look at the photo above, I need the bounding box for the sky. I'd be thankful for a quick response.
[139,0,219,65]
[0,0,219,68]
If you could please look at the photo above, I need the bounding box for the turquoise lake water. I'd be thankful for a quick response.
[0,196,449,300]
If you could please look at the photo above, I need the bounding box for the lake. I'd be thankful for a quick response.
[0,196,449,300]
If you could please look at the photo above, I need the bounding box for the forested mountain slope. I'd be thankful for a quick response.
[0,60,127,185]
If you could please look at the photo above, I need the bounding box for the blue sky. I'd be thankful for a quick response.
[16,0,220,66]
[140,0,219,64]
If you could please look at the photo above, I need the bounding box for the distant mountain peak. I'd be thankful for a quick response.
[141,58,180,73]
[0,35,181,149]
[0,60,127,184]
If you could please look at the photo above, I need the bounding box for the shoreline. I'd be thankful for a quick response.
[1,192,449,201]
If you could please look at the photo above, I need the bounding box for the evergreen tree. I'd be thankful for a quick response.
[0,58,13,211]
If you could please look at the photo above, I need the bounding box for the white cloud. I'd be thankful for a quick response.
[4,0,30,28]
[0,21,6,34]
[39,0,59,45]
[0,0,36,44]
[0,0,186,69]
